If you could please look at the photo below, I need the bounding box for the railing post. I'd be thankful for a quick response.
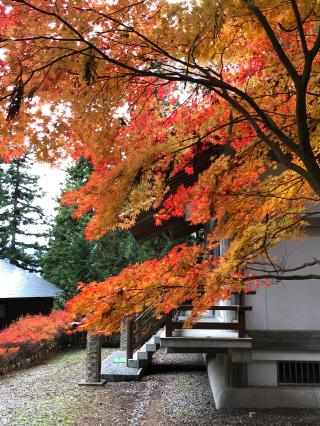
[126,318,134,364]
[136,320,142,348]
[238,292,246,338]
[165,310,173,337]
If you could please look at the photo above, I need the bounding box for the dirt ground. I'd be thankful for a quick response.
[1,348,320,426]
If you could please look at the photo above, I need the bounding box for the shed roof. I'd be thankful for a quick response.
[0,260,61,299]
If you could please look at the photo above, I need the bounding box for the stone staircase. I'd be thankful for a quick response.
[126,308,219,369]
[127,328,163,368]
[101,296,253,381]
[100,328,164,382]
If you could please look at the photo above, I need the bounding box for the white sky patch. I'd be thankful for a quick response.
[4,5,12,14]
[25,162,68,250]
[93,23,103,33]
[31,162,67,219]
[0,48,7,61]
[48,21,57,29]
[115,102,130,120]
[40,104,52,116]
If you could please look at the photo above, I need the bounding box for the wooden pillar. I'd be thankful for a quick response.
[165,311,173,337]
[238,292,246,338]
[120,320,127,351]
[79,333,105,386]
[126,319,134,364]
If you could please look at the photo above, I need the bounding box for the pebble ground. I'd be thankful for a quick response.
[1,348,320,425]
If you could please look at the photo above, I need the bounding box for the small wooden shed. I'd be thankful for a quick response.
[0,259,61,329]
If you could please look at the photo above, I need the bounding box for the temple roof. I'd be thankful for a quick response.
[0,260,61,299]
[131,145,222,243]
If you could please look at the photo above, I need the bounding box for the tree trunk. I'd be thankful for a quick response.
[120,320,127,351]
[10,160,20,265]
[79,333,104,385]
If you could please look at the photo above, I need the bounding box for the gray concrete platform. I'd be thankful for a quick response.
[100,351,145,382]
[161,329,252,353]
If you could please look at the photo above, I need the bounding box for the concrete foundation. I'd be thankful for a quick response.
[206,354,320,409]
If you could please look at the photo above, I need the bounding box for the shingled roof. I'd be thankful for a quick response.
[0,260,61,299]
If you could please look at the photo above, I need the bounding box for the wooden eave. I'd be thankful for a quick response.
[130,145,222,244]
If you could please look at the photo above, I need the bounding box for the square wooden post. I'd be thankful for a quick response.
[126,319,134,364]
[238,292,246,338]
[165,311,173,337]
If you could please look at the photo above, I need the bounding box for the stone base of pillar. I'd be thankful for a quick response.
[78,379,106,386]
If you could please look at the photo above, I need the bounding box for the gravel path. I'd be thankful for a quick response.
[1,348,320,425]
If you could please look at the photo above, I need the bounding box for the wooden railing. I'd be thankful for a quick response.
[126,309,165,362]
[165,291,254,338]
[126,291,255,362]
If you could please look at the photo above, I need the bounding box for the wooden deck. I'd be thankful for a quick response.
[160,328,252,353]
[126,293,255,360]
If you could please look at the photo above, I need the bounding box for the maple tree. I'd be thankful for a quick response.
[42,157,172,306]
[0,1,320,333]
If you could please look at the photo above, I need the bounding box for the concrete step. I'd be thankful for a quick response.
[145,334,161,351]
[127,357,149,368]
[177,310,216,321]
[145,340,159,352]
[128,344,154,368]
[177,316,223,322]
[101,350,145,382]
[136,345,149,360]
[179,309,214,315]
[127,327,164,369]
[154,328,165,344]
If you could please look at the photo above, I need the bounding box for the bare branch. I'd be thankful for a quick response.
[241,273,320,282]
[248,258,320,273]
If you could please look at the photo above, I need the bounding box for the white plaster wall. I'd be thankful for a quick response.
[246,233,320,331]
[247,351,320,386]
[252,351,320,362]
[247,362,277,386]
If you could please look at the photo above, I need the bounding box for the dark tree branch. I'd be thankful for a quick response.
[248,258,320,274]
[9,1,320,197]
[246,1,299,81]
[241,273,320,282]
[290,0,308,57]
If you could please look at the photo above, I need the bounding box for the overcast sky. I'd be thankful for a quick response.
[32,162,67,219]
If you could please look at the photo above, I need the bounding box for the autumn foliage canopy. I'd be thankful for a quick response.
[0,1,320,333]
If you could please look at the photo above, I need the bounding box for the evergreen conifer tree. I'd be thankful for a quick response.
[42,158,171,306]
[0,153,47,271]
